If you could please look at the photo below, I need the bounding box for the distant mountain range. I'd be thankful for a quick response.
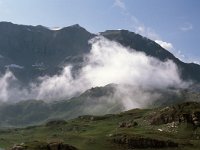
[0,22,200,83]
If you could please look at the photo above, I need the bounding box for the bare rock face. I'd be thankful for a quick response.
[149,103,200,128]
[192,111,200,127]
[179,111,200,128]
[118,120,138,128]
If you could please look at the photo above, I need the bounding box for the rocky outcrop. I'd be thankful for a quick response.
[179,111,200,128]
[112,134,178,149]
[149,102,200,128]
[118,120,138,128]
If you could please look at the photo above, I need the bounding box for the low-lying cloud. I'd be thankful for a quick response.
[0,36,189,109]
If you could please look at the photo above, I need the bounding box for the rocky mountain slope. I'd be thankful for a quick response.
[101,30,200,82]
[0,22,94,83]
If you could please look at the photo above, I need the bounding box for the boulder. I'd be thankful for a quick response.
[118,120,138,128]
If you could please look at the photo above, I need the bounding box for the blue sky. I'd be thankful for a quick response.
[0,0,199,63]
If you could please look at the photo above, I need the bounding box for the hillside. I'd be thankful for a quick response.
[0,102,200,150]
[0,84,123,127]
[0,83,200,127]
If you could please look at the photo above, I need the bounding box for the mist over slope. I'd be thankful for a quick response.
[0,22,200,84]
[0,36,189,107]
[0,23,199,127]
[0,22,199,110]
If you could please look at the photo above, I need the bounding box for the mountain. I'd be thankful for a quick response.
[0,23,200,150]
[1,22,200,127]
[1,102,200,150]
[0,22,200,84]
[0,22,94,83]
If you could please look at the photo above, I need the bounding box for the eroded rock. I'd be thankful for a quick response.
[118,120,138,128]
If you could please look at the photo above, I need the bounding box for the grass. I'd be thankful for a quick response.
[0,103,200,150]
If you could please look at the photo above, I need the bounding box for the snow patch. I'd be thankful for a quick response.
[5,64,24,69]
[26,28,32,32]
[50,27,63,31]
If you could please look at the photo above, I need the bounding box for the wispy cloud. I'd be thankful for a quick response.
[113,1,160,40]
[113,0,126,10]
[180,23,193,31]
[112,0,192,63]
[155,40,188,61]
[155,40,174,51]
[135,24,160,40]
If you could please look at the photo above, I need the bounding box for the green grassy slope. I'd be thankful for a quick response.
[1,102,200,150]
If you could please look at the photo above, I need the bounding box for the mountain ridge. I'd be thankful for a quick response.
[0,22,200,84]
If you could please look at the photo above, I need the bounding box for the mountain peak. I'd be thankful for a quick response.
[61,24,87,31]
[70,24,81,28]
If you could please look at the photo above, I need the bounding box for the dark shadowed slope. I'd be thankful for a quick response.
[0,22,94,83]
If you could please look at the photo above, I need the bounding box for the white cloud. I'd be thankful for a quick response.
[180,23,193,31]
[49,27,63,31]
[0,37,189,110]
[192,61,200,65]
[112,0,189,63]
[155,40,174,51]
[113,1,160,40]
[135,25,160,40]
[0,71,15,102]
[113,0,126,10]
[155,40,189,62]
